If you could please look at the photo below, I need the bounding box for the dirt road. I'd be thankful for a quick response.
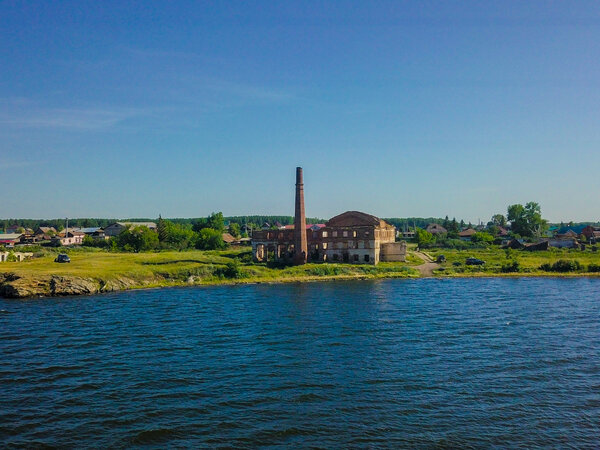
[412,251,440,277]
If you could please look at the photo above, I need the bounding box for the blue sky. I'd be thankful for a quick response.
[1,1,599,222]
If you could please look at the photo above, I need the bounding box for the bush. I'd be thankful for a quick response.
[215,259,245,279]
[114,226,159,252]
[588,263,600,272]
[471,232,494,244]
[501,260,520,273]
[195,228,226,250]
[539,259,582,273]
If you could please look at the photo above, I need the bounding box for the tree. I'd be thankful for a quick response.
[192,212,225,233]
[415,228,434,248]
[447,218,459,236]
[507,202,548,238]
[491,214,507,227]
[196,228,226,250]
[165,222,195,250]
[471,231,494,244]
[229,223,241,238]
[115,226,159,252]
[157,215,168,242]
[207,212,225,233]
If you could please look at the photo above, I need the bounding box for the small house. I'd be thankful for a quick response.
[426,223,447,235]
[458,228,477,241]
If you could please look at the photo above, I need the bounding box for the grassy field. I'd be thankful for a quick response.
[424,246,600,276]
[0,247,420,295]
[2,245,600,298]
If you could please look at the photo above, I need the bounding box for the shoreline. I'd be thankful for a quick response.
[2,270,600,300]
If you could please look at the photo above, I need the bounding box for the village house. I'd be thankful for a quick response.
[222,232,241,245]
[426,223,447,235]
[0,233,23,247]
[5,225,22,234]
[581,225,600,243]
[458,228,477,241]
[80,227,108,240]
[52,231,85,246]
[104,222,158,236]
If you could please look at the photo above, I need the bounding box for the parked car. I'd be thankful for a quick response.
[54,254,71,263]
[466,257,485,265]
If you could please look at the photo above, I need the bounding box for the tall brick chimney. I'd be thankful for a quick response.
[293,167,308,265]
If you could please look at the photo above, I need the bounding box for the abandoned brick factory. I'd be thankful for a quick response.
[251,167,407,265]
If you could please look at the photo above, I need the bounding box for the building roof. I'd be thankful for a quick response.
[36,227,57,234]
[556,225,586,235]
[497,227,509,236]
[108,222,157,229]
[426,223,447,234]
[459,228,477,237]
[80,227,102,233]
[222,233,238,244]
[0,233,23,241]
[326,211,391,228]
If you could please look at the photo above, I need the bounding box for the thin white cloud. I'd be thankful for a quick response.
[0,105,150,130]
[0,160,39,170]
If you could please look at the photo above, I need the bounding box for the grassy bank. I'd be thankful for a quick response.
[0,247,420,298]
[425,246,600,276]
[3,245,600,298]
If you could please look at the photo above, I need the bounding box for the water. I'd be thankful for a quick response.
[1,278,599,448]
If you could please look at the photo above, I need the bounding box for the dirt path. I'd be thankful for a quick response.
[412,251,440,277]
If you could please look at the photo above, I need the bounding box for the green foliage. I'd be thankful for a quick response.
[501,260,520,273]
[308,265,351,276]
[588,263,600,272]
[6,251,17,262]
[491,214,507,227]
[507,202,548,238]
[539,259,581,273]
[220,259,245,279]
[161,221,195,250]
[82,236,109,249]
[229,223,241,238]
[82,235,96,247]
[196,228,226,250]
[471,232,494,244]
[415,228,434,248]
[157,216,168,242]
[207,212,225,233]
[114,226,159,252]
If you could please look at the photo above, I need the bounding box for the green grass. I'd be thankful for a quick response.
[426,246,600,276]
[0,247,419,293]
[4,245,600,298]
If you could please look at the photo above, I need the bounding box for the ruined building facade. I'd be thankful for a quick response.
[251,168,406,265]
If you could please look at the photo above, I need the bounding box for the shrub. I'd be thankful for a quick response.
[215,259,245,279]
[501,260,520,273]
[588,263,600,272]
[539,259,581,273]
[195,228,226,250]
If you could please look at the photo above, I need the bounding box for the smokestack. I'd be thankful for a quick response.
[293,167,307,264]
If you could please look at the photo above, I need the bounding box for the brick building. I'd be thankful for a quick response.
[251,168,406,265]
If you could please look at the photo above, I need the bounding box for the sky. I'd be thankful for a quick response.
[1,1,599,222]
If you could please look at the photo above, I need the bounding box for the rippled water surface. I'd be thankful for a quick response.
[1,278,600,447]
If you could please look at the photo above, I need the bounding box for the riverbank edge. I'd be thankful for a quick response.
[2,270,600,299]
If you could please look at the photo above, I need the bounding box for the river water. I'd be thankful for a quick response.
[1,278,599,447]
